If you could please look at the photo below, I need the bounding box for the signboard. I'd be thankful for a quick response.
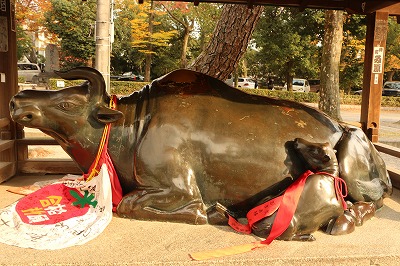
[45,44,60,72]
[0,0,6,12]
[372,46,384,74]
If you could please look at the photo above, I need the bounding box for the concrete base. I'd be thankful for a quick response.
[1,174,400,265]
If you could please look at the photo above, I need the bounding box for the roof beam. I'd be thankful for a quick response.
[171,1,400,15]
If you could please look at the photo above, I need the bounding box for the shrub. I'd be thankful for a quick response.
[47,80,400,107]
[48,79,148,95]
[110,81,148,95]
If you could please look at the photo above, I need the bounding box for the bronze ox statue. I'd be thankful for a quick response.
[9,67,392,241]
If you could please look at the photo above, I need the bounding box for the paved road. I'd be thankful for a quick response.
[306,103,400,143]
[305,104,400,169]
[339,105,400,143]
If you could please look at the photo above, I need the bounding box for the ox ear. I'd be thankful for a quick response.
[94,106,123,124]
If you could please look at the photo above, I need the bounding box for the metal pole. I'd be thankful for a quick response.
[95,0,111,93]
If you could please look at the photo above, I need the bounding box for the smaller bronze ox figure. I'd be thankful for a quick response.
[9,67,392,241]
[251,138,377,241]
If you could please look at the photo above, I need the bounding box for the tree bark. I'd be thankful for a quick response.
[189,5,263,80]
[286,60,294,91]
[319,10,344,120]
[180,21,193,68]
[163,6,194,68]
[387,70,394,81]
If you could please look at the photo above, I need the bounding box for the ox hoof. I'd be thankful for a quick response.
[285,234,316,242]
[251,217,274,238]
[325,211,355,235]
[206,206,228,225]
[348,201,376,226]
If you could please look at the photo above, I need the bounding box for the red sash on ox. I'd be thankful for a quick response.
[190,170,347,260]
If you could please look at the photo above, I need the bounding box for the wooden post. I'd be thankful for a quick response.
[95,0,111,92]
[0,0,18,180]
[0,0,18,125]
[360,11,389,142]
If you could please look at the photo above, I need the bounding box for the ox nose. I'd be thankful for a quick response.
[9,97,41,125]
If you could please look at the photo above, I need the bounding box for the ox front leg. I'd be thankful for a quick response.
[119,133,210,224]
[117,189,208,224]
[116,187,208,225]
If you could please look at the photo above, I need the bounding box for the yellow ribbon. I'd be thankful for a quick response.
[86,97,115,181]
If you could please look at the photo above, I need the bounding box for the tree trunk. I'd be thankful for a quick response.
[189,4,263,80]
[181,26,191,68]
[163,6,194,69]
[319,10,344,120]
[387,70,395,81]
[286,60,294,91]
[145,53,151,82]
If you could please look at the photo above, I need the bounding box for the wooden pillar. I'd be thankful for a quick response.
[360,11,388,142]
[0,0,18,133]
[0,0,18,180]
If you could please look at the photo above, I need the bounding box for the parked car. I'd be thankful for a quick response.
[17,62,42,82]
[382,81,400,97]
[350,86,363,95]
[225,77,256,88]
[283,78,310,92]
[112,72,144,81]
[308,79,320,93]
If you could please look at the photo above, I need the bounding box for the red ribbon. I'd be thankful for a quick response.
[227,170,347,244]
[84,95,123,212]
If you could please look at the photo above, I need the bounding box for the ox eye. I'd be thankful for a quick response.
[57,102,76,110]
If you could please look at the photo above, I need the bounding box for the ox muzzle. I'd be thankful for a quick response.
[9,93,45,128]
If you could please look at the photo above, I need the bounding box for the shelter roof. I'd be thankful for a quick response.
[161,0,400,15]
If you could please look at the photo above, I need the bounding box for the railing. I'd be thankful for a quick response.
[0,118,16,182]
[3,116,82,178]
[16,137,82,175]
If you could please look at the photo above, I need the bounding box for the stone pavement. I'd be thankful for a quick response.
[0,174,400,265]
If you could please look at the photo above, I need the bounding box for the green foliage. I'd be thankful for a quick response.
[111,0,144,75]
[110,81,148,95]
[242,89,319,103]
[385,17,400,78]
[48,78,147,94]
[130,3,177,54]
[340,14,366,93]
[242,89,400,107]
[110,1,220,77]
[187,4,221,60]
[44,0,96,68]
[16,24,33,61]
[252,7,324,83]
[47,78,400,107]
[160,2,221,67]
[151,45,180,78]
[18,76,26,83]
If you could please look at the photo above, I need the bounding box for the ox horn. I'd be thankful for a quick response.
[54,67,106,97]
